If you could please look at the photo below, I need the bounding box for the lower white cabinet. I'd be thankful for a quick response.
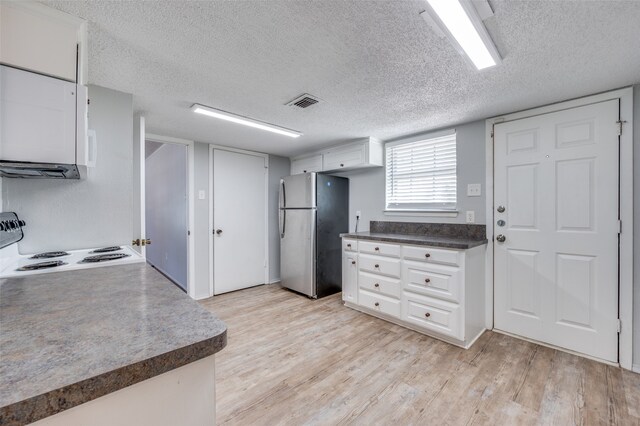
[342,238,486,349]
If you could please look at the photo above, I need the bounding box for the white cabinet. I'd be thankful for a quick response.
[342,253,358,304]
[341,238,486,349]
[322,138,383,172]
[290,154,322,175]
[0,2,86,83]
[289,137,384,175]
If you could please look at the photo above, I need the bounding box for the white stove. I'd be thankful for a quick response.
[0,244,145,278]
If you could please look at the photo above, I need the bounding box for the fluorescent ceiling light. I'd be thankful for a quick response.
[191,104,302,138]
[422,0,501,70]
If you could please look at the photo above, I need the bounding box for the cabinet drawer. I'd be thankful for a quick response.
[403,261,462,303]
[359,240,400,257]
[343,238,357,253]
[359,271,401,299]
[402,245,460,266]
[358,254,400,278]
[358,289,401,318]
[402,292,462,340]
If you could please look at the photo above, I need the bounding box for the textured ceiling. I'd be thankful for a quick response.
[44,0,640,157]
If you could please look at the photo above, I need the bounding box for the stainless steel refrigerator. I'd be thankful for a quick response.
[279,173,349,298]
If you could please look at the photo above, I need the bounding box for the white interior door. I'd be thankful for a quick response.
[213,149,267,295]
[132,115,146,257]
[494,99,620,363]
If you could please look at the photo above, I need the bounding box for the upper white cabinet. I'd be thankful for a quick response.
[0,2,86,83]
[290,154,322,175]
[290,137,383,175]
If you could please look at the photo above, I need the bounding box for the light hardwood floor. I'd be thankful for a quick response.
[200,284,640,425]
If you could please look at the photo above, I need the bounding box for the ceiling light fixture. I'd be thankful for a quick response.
[421,0,501,70]
[191,104,302,138]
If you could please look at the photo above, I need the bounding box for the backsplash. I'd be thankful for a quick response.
[370,221,486,240]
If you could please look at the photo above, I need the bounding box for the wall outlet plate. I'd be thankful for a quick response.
[467,183,481,197]
[466,210,475,223]
[356,210,361,218]
[198,190,205,200]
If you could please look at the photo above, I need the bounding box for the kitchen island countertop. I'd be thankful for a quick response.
[0,263,227,426]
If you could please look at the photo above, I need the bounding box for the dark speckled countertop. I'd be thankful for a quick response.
[0,263,227,426]
[341,221,488,249]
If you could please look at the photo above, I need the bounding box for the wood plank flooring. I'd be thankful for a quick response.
[200,284,640,425]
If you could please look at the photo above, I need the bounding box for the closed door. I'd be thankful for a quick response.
[494,100,619,362]
[213,149,267,295]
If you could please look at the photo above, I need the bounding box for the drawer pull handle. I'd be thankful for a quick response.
[374,247,380,251]
[347,244,351,248]
[351,260,356,265]
[425,253,431,258]
[374,302,380,307]
[425,312,431,318]
[374,283,379,288]
[425,278,431,284]
[374,264,379,268]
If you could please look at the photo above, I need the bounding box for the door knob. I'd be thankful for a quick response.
[215,229,223,235]
[496,234,506,243]
[497,205,506,213]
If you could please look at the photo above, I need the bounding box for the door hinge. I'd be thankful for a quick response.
[617,319,622,333]
[187,230,191,236]
[617,220,622,234]
[616,120,626,136]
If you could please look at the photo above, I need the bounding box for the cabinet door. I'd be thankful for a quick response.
[1,66,77,164]
[342,254,358,303]
[323,144,366,171]
[291,155,322,175]
[0,2,80,82]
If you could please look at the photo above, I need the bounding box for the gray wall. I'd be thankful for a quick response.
[339,120,486,232]
[192,142,211,299]
[268,155,291,282]
[633,84,640,368]
[2,85,133,252]
[145,143,188,289]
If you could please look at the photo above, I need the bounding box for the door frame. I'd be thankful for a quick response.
[144,133,196,299]
[485,87,634,369]
[208,144,270,297]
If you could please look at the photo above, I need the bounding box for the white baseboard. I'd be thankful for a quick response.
[632,364,640,374]
[268,278,281,284]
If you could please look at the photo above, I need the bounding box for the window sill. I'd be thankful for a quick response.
[384,210,459,218]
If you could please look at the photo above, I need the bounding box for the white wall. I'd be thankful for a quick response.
[145,142,188,289]
[268,155,291,282]
[338,119,486,232]
[2,85,133,252]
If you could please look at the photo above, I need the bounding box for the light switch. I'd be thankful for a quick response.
[467,184,481,197]
[198,190,206,200]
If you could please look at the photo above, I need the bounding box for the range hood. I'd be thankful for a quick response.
[0,65,90,179]
[0,162,80,179]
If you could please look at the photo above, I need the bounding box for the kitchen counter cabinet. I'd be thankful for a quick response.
[0,263,227,426]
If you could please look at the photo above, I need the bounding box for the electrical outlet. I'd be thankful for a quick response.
[198,190,206,200]
[356,210,361,218]
[466,210,475,223]
[467,184,481,197]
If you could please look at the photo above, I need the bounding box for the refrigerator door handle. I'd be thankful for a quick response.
[280,209,286,238]
[279,179,286,209]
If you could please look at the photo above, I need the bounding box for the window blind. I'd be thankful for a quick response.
[385,133,457,211]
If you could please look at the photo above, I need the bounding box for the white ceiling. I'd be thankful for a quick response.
[44,0,640,157]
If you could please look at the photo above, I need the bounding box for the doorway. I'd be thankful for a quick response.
[210,147,268,295]
[145,140,189,290]
[493,99,620,363]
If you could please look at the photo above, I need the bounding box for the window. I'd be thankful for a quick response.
[385,132,457,211]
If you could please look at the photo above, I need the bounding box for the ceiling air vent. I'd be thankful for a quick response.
[286,93,321,109]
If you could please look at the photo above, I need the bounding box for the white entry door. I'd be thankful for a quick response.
[212,149,267,295]
[494,99,620,362]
